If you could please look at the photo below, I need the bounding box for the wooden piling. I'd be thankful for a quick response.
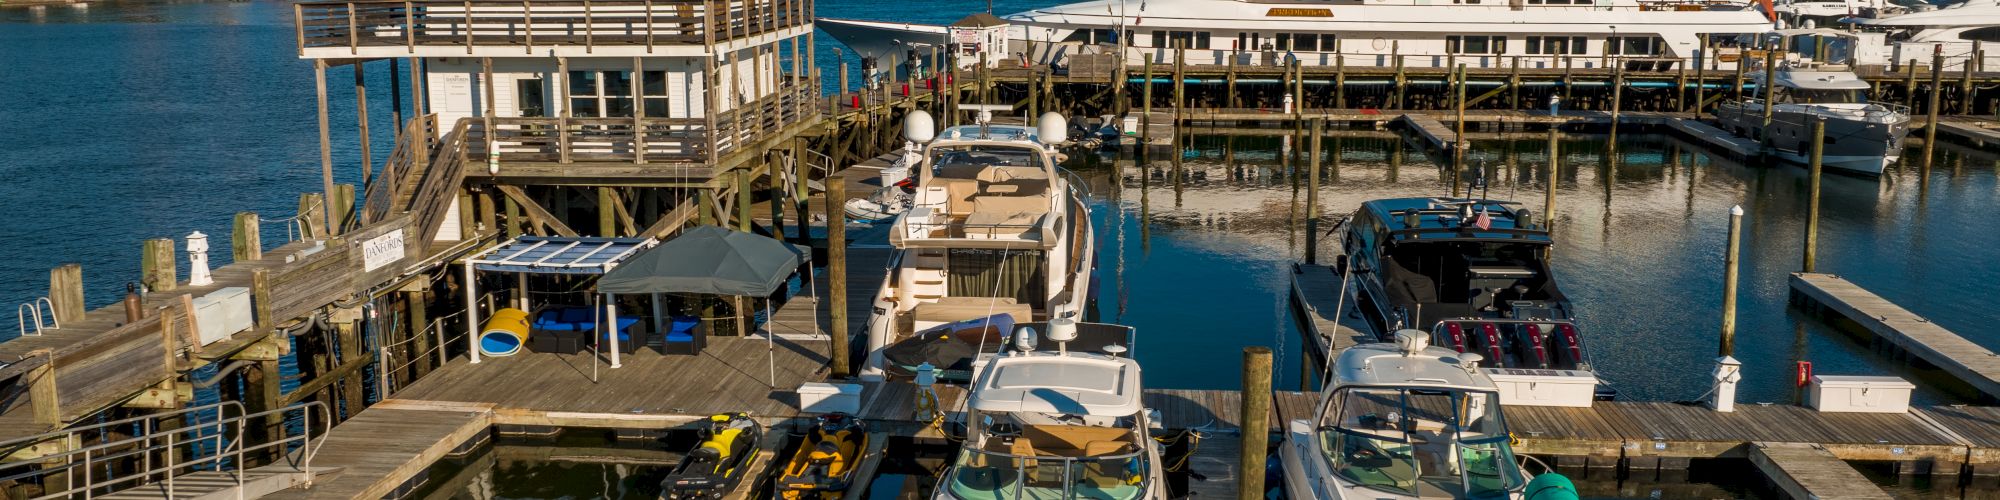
[407,289,431,378]
[1611,63,1624,124]
[233,212,262,262]
[1333,39,1347,108]
[142,238,177,293]
[827,176,850,378]
[1903,59,1919,110]
[1720,205,1743,357]
[1803,118,1824,274]
[1306,118,1323,264]
[735,170,752,232]
[1142,53,1155,140]
[48,264,83,324]
[332,183,356,234]
[1239,346,1272,500]
[1925,48,1943,174]
[28,350,58,425]
[1694,49,1707,116]
[314,59,337,238]
[1544,130,1558,229]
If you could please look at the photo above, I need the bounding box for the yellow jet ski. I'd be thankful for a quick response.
[662,413,762,499]
[776,412,869,499]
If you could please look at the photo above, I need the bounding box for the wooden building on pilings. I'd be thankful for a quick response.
[294,0,824,245]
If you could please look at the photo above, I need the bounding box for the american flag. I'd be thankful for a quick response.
[1472,206,1493,230]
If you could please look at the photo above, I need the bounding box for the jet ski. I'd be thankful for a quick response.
[661,413,763,499]
[775,412,870,499]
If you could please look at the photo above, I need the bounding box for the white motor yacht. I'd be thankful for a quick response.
[820,0,1775,71]
[934,321,1165,500]
[1714,60,1911,175]
[861,110,1096,381]
[1280,330,1538,499]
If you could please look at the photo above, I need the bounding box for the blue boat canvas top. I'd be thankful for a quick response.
[466,236,657,275]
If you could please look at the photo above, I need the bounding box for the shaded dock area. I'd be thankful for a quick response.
[1289,263,1373,366]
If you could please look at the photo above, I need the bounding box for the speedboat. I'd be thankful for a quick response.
[1280,330,1560,499]
[934,320,1165,500]
[820,0,1773,71]
[860,109,1095,381]
[661,413,763,499]
[1333,198,1609,398]
[1715,60,1911,175]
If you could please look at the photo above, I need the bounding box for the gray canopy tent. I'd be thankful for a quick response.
[597,225,814,386]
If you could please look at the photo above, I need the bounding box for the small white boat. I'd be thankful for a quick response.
[1281,330,1545,499]
[845,149,919,222]
[934,321,1166,500]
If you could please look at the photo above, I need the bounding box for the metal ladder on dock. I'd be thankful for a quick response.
[16,297,59,337]
[0,401,336,500]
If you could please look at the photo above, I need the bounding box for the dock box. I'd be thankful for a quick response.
[1482,368,1599,407]
[797,382,862,414]
[190,287,253,346]
[1809,375,1914,413]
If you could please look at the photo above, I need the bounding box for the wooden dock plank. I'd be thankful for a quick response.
[1181,432,1242,500]
[1666,117,1760,158]
[1399,114,1459,151]
[1790,273,2000,399]
[262,404,493,500]
[1748,442,1895,500]
[1290,263,1371,363]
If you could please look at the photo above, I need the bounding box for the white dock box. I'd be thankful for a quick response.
[190,287,253,346]
[1808,375,1914,413]
[1482,368,1599,407]
[797,382,862,414]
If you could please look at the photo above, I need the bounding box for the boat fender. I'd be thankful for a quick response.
[1523,473,1579,500]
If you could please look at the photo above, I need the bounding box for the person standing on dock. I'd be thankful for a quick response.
[1549,94,1562,116]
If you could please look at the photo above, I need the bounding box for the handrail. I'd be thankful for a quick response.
[0,401,332,499]
[462,82,815,167]
[15,297,56,337]
[294,0,808,54]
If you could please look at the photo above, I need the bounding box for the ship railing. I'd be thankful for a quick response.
[1086,46,1741,73]
[0,401,332,499]
[294,0,809,55]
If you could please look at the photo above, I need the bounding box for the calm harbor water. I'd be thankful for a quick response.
[6,1,2000,497]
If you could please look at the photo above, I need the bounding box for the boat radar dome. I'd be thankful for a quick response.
[1013,326,1039,353]
[1037,112,1068,145]
[903,110,936,143]
[1394,329,1431,355]
[1047,318,1077,353]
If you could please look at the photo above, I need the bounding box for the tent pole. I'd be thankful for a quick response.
[466,263,482,364]
[651,293,665,338]
[608,294,623,368]
[766,300,776,388]
[516,273,529,310]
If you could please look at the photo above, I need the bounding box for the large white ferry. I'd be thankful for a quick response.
[821,0,1777,71]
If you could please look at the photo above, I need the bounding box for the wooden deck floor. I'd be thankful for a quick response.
[261,402,494,500]
[1289,263,1373,367]
[1749,442,1896,500]
[1790,272,2000,400]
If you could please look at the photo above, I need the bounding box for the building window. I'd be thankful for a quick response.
[1446,35,1507,55]
[568,70,669,118]
[1454,0,1482,4]
[1607,36,1665,56]
[517,79,546,117]
[1525,36,1588,55]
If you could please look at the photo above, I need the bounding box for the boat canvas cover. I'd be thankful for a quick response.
[598,225,808,296]
[969,355,1143,416]
[1778,70,1871,90]
[467,236,654,275]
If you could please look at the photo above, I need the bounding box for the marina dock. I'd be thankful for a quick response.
[1789,272,2000,400]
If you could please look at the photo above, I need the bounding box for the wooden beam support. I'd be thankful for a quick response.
[48,264,84,324]
[494,185,580,237]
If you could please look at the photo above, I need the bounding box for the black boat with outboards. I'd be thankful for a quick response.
[1333,197,1611,399]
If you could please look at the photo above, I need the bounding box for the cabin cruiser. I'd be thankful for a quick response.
[1714,60,1910,175]
[819,0,1774,71]
[935,320,1165,500]
[1333,198,1608,398]
[1852,0,2000,70]
[860,110,1095,380]
[1280,330,1541,499]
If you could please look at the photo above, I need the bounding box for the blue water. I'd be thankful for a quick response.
[5,0,2000,407]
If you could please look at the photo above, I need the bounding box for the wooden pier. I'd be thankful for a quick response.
[1789,272,2000,400]
[260,402,493,500]
[1289,263,1371,364]
[1750,442,1896,500]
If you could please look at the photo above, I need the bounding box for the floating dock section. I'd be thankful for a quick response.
[1789,272,2000,399]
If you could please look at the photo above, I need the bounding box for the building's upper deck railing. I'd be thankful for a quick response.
[294,0,810,57]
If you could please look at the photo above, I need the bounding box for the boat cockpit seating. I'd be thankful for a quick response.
[911,296,1033,333]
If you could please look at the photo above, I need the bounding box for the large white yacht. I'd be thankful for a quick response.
[1714,60,1910,175]
[861,110,1096,381]
[1853,0,2000,69]
[1280,330,1540,499]
[820,0,1776,71]
[935,321,1165,500]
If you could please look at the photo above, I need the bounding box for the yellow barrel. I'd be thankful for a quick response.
[480,308,530,357]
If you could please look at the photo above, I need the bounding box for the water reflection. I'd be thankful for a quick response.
[1084,127,2000,403]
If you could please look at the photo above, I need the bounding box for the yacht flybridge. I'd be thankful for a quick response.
[1280,330,1546,499]
[937,321,1165,500]
[820,0,1774,71]
[861,110,1096,381]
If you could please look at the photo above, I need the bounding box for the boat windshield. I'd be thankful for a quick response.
[944,422,1152,500]
[1316,387,1522,498]
[932,145,1049,171]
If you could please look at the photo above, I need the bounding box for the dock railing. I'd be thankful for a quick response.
[458,81,816,172]
[0,401,332,499]
[294,0,809,56]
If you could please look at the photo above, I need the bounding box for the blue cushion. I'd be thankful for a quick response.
[666,332,695,342]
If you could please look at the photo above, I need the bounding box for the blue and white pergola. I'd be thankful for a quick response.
[462,236,657,368]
